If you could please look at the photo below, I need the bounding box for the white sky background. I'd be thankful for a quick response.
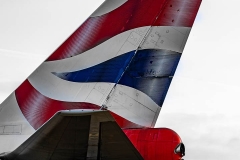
[0,0,240,159]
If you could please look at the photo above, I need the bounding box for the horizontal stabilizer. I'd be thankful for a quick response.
[0,110,143,160]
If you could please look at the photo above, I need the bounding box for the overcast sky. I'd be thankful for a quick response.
[1,0,240,159]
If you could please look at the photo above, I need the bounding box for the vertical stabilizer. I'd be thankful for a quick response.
[0,0,202,153]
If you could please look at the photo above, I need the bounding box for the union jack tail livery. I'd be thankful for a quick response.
[0,0,201,159]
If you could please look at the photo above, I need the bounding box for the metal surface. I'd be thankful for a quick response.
[0,110,143,160]
[91,0,128,17]
[2,111,92,160]
[0,0,202,156]
[99,121,143,160]
[124,128,184,160]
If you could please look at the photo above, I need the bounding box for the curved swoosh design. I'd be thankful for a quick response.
[0,0,202,154]
[53,49,181,106]
[42,27,149,73]
[46,0,165,61]
[26,0,200,129]
[46,0,200,61]
[27,76,161,127]
[15,80,100,129]
[41,26,190,74]
[15,80,145,129]
[53,51,135,83]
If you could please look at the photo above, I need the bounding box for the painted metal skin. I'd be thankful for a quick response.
[124,128,185,160]
[0,0,202,159]
[0,110,144,160]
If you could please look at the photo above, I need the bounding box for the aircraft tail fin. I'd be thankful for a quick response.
[0,0,201,153]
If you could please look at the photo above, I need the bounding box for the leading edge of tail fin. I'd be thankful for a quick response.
[0,0,201,153]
